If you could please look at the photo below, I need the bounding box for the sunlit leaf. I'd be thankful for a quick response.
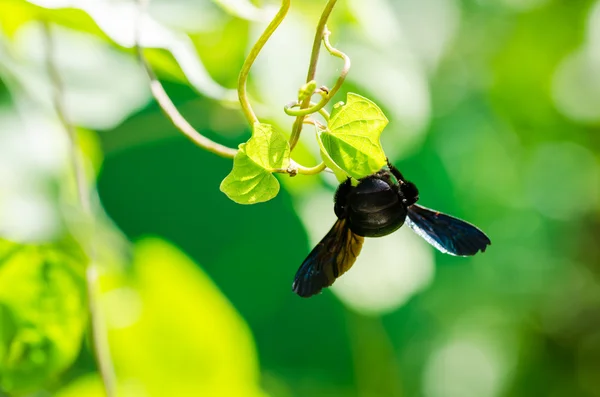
[220,151,281,204]
[54,374,104,397]
[315,127,350,183]
[102,237,266,397]
[26,0,235,101]
[320,93,388,180]
[244,122,290,168]
[0,240,87,394]
[211,0,273,21]
[0,1,107,39]
[220,122,290,204]
[0,0,37,38]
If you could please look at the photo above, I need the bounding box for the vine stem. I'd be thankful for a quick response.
[285,98,331,120]
[284,28,350,119]
[295,162,327,175]
[135,0,236,159]
[289,0,339,150]
[137,49,237,158]
[284,90,328,117]
[238,0,291,125]
[135,0,323,176]
[42,22,117,397]
[321,27,350,101]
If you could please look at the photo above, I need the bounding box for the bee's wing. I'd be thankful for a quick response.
[406,204,491,256]
[293,219,364,298]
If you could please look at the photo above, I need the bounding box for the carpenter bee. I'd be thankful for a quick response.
[292,161,491,298]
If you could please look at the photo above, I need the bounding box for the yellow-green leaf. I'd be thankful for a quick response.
[101,237,266,397]
[315,128,350,183]
[211,0,270,21]
[54,374,105,397]
[0,240,87,394]
[320,93,388,180]
[220,122,290,204]
[244,123,290,169]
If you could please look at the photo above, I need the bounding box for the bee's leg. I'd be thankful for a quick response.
[387,160,407,183]
[387,160,419,206]
[334,178,352,219]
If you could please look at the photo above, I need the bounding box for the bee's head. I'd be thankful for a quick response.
[400,181,419,206]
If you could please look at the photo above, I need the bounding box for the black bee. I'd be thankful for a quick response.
[292,161,491,298]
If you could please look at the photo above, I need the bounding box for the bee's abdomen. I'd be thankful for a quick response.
[347,178,407,237]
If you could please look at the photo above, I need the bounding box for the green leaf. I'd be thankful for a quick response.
[100,237,266,397]
[220,122,290,204]
[0,240,87,394]
[320,93,388,180]
[211,0,270,21]
[54,374,105,397]
[315,129,351,183]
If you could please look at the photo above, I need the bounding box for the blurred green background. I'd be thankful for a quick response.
[1,0,600,396]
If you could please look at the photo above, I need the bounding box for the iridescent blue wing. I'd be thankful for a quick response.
[406,204,491,256]
[293,219,364,298]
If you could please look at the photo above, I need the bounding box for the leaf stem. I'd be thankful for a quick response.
[271,161,326,176]
[42,22,117,397]
[238,0,291,125]
[296,161,327,175]
[135,0,237,159]
[303,118,326,130]
[289,0,339,150]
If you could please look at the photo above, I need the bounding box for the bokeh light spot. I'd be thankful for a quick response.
[525,142,599,220]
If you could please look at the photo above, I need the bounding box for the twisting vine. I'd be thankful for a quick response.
[135,0,348,181]
[135,0,236,159]
[288,0,342,151]
[133,0,404,210]
[40,1,395,384]
[237,0,291,126]
[284,27,350,119]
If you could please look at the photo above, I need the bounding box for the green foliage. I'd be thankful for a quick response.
[315,130,349,182]
[222,93,390,203]
[320,93,388,180]
[101,238,266,396]
[54,374,105,397]
[220,122,291,204]
[0,240,87,394]
[1,1,599,396]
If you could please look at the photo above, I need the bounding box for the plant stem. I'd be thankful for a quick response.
[238,0,291,126]
[43,22,117,397]
[296,161,327,175]
[135,0,324,177]
[284,28,349,119]
[284,90,328,117]
[135,0,237,159]
[289,0,339,150]
[285,99,331,120]
[321,27,350,101]
[137,48,237,158]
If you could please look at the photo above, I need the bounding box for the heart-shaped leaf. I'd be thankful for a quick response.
[220,122,290,204]
[320,93,388,180]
